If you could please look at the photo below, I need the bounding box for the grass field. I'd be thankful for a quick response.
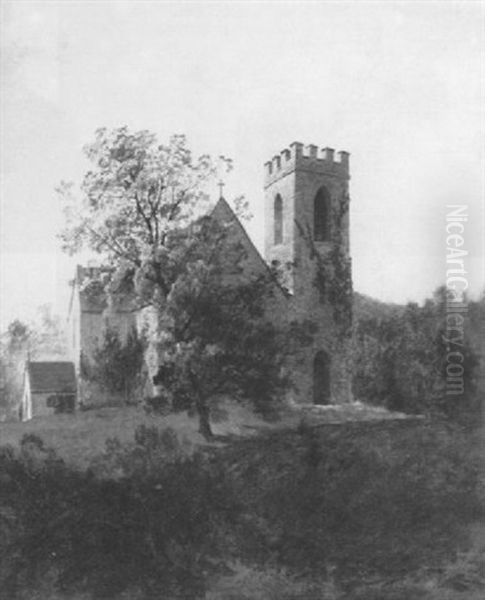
[0,401,415,469]
[0,404,249,469]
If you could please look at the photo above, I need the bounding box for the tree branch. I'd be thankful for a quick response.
[134,191,154,244]
[84,222,141,267]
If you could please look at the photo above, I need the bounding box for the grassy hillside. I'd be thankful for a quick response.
[0,401,419,470]
[0,404,261,469]
[1,412,483,599]
[217,419,483,576]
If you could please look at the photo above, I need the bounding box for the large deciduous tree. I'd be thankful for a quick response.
[59,127,303,437]
[59,128,233,298]
[152,263,307,438]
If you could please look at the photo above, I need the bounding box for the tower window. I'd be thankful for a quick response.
[313,350,331,404]
[274,194,283,245]
[314,187,330,241]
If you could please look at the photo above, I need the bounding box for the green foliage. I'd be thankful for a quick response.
[153,262,303,435]
[0,308,68,417]
[219,421,482,583]
[85,327,145,401]
[58,128,296,434]
[440,547,485,593]
[205,563,338,600]
[5,320,33,354]
[58,127,232,301]
[89,425,193,479]
[325,192,353,336]
[0,352,19,415]
[0,428,238,599]
[149,216,309,437]
[0,320,34,416]
[34,304,68,359]
[58,127,290,435]
[295,191,353,338]
[0,421,482,599]
[3,307,67,361]
[347,544,485,600]
[352,288,480,419]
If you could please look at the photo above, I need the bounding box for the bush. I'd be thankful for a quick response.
[440,547,485,594]
[352,289,480,421]
[143,394,172,416]
[82,328,145,405]
[89,425,193,479]
[348,545,485,600]
[220,421,483,583]
[0,420,482,599]
[205,563,339,600]
[0,428,238,599]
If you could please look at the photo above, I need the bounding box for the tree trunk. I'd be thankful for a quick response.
[196,396,213,440]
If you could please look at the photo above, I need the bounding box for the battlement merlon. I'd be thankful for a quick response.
[264,142,350,186]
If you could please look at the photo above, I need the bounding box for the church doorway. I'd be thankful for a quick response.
[313,350,331,404]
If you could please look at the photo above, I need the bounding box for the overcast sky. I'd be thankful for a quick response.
[1,0,483,329]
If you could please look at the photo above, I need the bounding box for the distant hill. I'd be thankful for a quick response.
[354,291,484,365]
[353,291,405,321]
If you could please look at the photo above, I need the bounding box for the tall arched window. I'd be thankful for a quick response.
[274,194,283,245]
[313,350,331,405]
[314,187,330,241]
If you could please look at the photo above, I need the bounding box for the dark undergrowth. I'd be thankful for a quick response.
[0,419,483,599]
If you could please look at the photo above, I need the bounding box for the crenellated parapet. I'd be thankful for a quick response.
[264,141,350,186]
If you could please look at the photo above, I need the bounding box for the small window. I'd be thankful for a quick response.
[274,194,283,245]
[314,187,330,241]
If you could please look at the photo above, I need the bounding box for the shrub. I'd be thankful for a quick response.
[89,425,193,479]
[143,394,172,416]
[82,327,145,404]
[221,421,483,583]
[347,546,485,600]
[205,563,339,600]
[352,289,480,421]
[440,547,485,593]
[0,420,482,599]
[0,428,239,599]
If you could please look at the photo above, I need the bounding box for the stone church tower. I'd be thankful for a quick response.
[264,142,353,404]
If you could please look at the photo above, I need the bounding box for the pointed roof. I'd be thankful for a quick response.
[26,362,76,394]
[210,197,288,297]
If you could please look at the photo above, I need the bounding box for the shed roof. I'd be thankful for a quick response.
[27,362,77,394]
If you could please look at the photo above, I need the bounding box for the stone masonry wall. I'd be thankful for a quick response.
[264,142,353,405]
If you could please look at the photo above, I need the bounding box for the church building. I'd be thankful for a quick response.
[68,141,353,406]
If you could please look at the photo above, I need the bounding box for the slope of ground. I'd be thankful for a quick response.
[0,401,418,470]
[0,405,483,600]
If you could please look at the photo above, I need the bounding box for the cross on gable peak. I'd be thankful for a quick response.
[217,180,225,200]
